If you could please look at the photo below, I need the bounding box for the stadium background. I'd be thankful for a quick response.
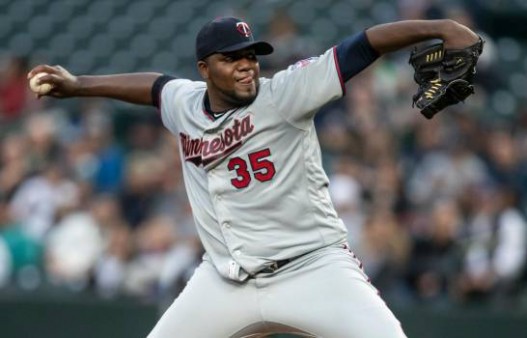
[1,0,527,337]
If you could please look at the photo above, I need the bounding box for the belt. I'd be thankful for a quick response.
[250,258,294,277]
[250,244,350,277]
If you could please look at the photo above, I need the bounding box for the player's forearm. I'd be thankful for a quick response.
[365,19,479,55]
[75,73,162,105]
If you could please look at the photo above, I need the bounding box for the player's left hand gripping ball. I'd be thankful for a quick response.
[29,72,54,96]
[409,37,484,119]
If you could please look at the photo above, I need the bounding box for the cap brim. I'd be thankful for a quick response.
[217,41,274,55]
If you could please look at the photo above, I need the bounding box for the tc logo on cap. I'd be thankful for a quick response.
[236,22,252,37]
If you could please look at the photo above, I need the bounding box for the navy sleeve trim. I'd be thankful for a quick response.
[151,74,177,109]
[332,46,346,96]
[336,31,380,82]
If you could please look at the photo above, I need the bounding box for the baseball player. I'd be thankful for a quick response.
[28,17,479,338]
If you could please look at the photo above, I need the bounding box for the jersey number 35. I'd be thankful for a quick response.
[228,148,276,189]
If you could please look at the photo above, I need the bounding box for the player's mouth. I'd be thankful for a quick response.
[237,75,254,86]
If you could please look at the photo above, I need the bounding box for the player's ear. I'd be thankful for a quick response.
[197,60,209,80]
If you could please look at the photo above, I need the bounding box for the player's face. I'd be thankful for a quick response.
[198,48,260,110]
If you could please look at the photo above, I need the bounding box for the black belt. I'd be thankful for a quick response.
[251,244,350,277]
[256,258,294,275]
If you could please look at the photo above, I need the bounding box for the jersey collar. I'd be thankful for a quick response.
[203,92,229,121]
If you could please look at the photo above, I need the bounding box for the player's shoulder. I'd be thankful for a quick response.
[162,78,207,104]
[160,78,206,113]
[165,78,206,92]
[266,48,336,80]
[258,76,272,87]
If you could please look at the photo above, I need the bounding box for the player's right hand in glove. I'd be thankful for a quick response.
[409,37,484,119]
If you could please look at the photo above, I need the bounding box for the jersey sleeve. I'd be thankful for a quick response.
[151,75,176,109]
[268,47,344,130]
[158,78,194,134]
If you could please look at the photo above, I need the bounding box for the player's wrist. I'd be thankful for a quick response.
[74,75,91,96]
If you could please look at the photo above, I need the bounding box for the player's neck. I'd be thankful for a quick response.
[204,92,232,117]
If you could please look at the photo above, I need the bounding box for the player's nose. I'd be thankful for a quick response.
[236,57,255,71]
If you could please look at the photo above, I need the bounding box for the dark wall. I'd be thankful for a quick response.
[2,294,527,338]
[1,295,158,338]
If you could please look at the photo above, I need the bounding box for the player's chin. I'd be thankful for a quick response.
[232,93,257,107]
[234,87,258,105]
[235,81,257,94]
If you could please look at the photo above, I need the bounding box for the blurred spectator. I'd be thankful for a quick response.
[329,157,364,249]
[0,55,41,124]
[95,224,133,297]
[158,234,203,308]
[151,131,191,223]
[126,114,163,151]
[370,157,410,217]
[24,112,61,173]
[261,9,320,73]
[123,215,180,298]
[119,151,166,227]
[345,71,380,133]
[90,194,130,239]
[9,162,80,241]
[405,198,464,305]
[483,128,527,209]
[92,194,133,297]
[45,211,104,290]
[318,121,356,171]
[359,208,410,300]
[0,133,30,197]
[458,185,527,305]
[406,118,489,211]
[0,194,42,288]
[87,108,125,193]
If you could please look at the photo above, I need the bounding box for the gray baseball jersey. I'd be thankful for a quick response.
[152,45,407,338]
[159,47,347,282]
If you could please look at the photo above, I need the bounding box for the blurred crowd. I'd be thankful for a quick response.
[1,3,527,310]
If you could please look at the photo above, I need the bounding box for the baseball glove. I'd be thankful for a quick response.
[409,37,484,119]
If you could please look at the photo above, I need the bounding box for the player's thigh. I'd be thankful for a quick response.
[264,248,407,338]
[147,260,260,338]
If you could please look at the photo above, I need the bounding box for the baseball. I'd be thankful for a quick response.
[29,72,54,95]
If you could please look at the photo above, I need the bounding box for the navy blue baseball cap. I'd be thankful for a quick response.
[195,17,274,60]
